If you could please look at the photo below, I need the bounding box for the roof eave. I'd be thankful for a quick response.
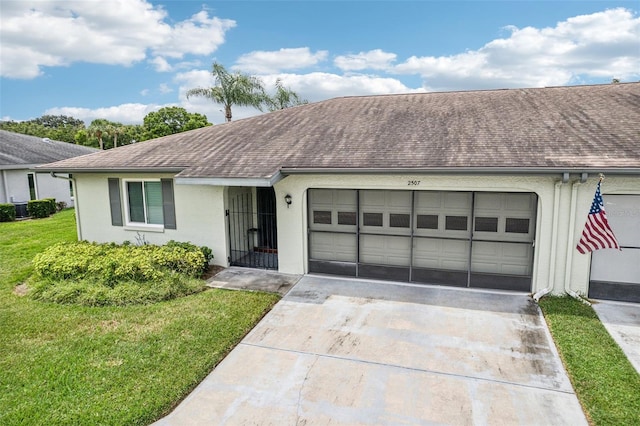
[279,166,640,176]
[33,166,187,174]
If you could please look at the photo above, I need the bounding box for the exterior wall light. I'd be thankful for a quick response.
[284,194,292,207]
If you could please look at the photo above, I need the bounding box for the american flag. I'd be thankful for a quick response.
[576,181,620,254]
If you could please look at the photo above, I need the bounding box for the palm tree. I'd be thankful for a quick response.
[88,121,107,150]
[186,62,266,122]
[267,78,308,111]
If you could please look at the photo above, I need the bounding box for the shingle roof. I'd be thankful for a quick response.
[39,83,640,178]
[0,130,98,167]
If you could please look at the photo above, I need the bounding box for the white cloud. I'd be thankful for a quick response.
[150,57,173,72]
[158,83,173,94]
[334,49,397,71]
[45,103,170,125]
[394,8,640,90]
[0,0,235,79]
[265,73,420,101]
[234,48,328,74]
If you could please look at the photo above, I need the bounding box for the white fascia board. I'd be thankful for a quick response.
[176,172,284,187]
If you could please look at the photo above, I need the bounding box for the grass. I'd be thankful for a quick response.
[0,210,281,425]
[539,296,640,426]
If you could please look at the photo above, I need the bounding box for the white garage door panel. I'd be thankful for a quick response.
[591,248,640,283]
[603,195,640,247]
[309,232,356,262]
[413,238,469,271]
[472,241,532,276]
[360,235,410,266]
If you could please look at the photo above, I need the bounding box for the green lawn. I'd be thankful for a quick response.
[0,210,280,425]
[539,296,640,426]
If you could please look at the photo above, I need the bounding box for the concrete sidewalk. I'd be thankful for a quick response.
[155,275,587,425]
[592,300,640,374]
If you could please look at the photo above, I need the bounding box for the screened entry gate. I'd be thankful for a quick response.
[228,187,278,269]
[308,189,537,291]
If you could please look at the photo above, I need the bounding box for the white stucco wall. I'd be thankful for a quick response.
[564,176,640,295]
[74,173,229,267]
[0,168,75,206]
[273,173,640,296]
[72,172,639,296]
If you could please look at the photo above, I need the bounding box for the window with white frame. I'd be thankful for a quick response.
[124,180,164,225]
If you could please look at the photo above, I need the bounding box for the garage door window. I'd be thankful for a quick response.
[313,210,332,224]
[417,214,438,229]
[475,217,498,232]
[445,215,468,231]
[363,212,383,227]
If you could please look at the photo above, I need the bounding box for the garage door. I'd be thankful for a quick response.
[588,195,640,303]
[308,189,537,291]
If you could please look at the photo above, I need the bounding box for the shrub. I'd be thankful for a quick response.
[27,200,51,218]
[0,203,16,222]
[43,198,56,214]
[29,241,212,306]
[166,240,214,273]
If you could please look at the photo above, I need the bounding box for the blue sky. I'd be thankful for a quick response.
[1,0,639,125]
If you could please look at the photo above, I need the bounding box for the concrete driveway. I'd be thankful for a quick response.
[155,275,587,425]
[593,300,640,374]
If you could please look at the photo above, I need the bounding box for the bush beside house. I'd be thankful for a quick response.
[28,240,214,306]
[0,203,16,222]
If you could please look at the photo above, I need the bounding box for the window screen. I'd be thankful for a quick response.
[445,215,468,231]
[389,213,410,228]
[313,210,332,224]
[127,182,145,223]
[416,214,438,229]
[127,181,164,225]
[506,218,530,234]
[363,212,383,226]
[338,211,357,225]
[144,182,164,225]
[475,217,498,232]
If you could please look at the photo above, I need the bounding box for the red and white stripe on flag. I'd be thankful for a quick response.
[576,181,620,254]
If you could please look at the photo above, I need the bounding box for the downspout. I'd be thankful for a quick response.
[563,175,592,306]
[50,172,82,241]
[533,178,563,302]
[1,170,9,203]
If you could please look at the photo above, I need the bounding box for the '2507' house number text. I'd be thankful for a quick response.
[407,180,421,186]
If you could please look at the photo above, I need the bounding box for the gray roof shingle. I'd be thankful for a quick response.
[38,83,640,178]
[0,130,98,166]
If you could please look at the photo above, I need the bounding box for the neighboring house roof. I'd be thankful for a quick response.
[38,83,640,181]
[0,130,98,168]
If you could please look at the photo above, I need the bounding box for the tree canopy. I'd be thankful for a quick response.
[1,108,210,150]
[0,115,84,143]
[143,106,211,139]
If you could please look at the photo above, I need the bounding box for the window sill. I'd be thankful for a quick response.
[124,224,165,233]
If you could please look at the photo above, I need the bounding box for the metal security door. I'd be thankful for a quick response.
[228,187,278,270]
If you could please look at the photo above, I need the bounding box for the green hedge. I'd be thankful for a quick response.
[27,200,51,218]
[0,203,16,222]
[29,241,214,306]
[43,198,56,214]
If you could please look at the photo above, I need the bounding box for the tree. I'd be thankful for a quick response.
[186,62,266,122]
[266,79,308,111]
[142,107,211,139]
[88,119,109,150]
[0,114,85,143]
